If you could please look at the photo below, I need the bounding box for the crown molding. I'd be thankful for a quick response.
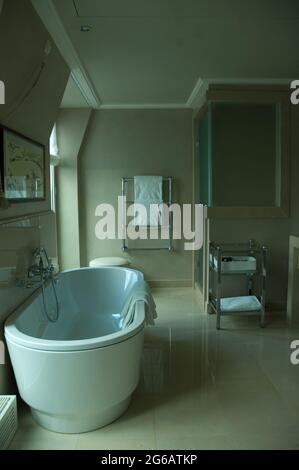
[30,0,294,111]
[187,77,205,107]
[187,77,293,110]
[206,78,292,85]
[99,103,190,110]
[31,0,101,109]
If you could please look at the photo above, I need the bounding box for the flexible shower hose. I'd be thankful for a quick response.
[41,275,59,323]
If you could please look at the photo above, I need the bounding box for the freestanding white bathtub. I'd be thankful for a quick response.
[5,267,145,434]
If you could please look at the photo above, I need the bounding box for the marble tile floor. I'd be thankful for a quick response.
[9,288,299,450]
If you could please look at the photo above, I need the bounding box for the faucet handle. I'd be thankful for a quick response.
[28,264,41,278]
[16,278,33,289]
[33,248,42,259]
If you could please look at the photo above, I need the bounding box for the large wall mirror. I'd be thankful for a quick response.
[198,86,290,218]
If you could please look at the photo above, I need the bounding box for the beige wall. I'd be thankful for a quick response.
[0,0,69,221]
[290,105,299,236]
[78,109,193,284]
[0,0,69,393]
[286,106,299,317]
[56,108,92,271]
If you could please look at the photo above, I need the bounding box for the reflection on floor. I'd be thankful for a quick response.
[9,288,299,450]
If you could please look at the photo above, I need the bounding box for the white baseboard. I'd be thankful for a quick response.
[148,279,193,288]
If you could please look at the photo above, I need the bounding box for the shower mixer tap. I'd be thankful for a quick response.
[28,247,55,281]
[16,248,57,292]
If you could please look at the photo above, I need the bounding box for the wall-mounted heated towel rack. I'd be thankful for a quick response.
[121,176,174,252]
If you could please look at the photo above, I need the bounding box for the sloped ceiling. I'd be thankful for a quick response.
[55,0,299,106]
[61,76,89,108]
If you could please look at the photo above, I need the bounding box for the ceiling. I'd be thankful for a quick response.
[61,76,89,107]
[51,0,299,107]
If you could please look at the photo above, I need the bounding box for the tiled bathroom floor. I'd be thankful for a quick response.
[9,288,299,450]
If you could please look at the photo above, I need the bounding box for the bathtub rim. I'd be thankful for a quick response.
[4,267,145,352]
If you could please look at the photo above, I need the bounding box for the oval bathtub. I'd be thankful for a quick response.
[5,267,145,433]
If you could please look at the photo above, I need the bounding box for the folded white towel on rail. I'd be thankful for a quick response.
[120,280,158,328]
[134,176,163,227]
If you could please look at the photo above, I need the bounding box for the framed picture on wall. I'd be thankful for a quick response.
[0,126,45,201]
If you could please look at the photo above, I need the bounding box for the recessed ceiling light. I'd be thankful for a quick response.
[80,25,91,32]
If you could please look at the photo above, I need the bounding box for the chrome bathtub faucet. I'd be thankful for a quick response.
[16,247,56,289]
[28,247,55,281]
[16,247,60,322]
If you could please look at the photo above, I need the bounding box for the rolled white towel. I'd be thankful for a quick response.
[121,280,157,328]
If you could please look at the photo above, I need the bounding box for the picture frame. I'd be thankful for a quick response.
[0,125,46,202]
